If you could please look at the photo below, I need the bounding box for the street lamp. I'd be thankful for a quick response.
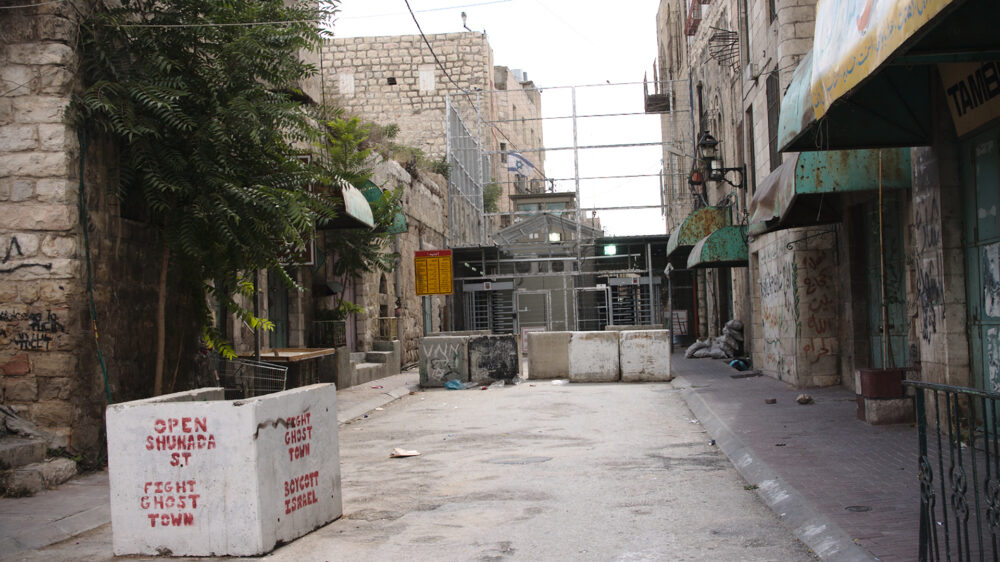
[697,130,746,189]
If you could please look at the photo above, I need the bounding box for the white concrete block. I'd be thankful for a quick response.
[568,331,620,382]
[620,330,673,382]
[106,384,342,557]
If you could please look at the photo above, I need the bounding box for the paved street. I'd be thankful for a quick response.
[264,381,812,561]
[9,379,813,561]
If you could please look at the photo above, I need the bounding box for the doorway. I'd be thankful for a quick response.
[962,125,1000,392]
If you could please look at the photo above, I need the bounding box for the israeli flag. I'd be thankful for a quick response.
[506,152,535,174]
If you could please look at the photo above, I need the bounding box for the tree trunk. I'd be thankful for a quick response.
[154,245,169,395]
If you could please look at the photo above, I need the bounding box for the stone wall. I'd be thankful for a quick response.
[1,0,201,452]
[750,226,840,387]
[322,33,494,160]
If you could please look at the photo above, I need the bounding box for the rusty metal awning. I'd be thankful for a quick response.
[318,182,375,230]
[780,0,998,152]
[666,206,730,267]
[749,149,911,235]
[687,225,748,269]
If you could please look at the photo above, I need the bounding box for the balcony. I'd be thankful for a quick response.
[643,61,674,114]
[684,0,701,36]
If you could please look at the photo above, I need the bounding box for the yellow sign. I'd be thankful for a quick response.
[414,250,453,296]
[811,0,957,119]
[939,61,1000,137]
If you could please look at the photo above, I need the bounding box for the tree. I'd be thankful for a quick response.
[72,0,340,394]
[316,114,403,308]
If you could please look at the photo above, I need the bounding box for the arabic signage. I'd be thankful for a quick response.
[414,250,453,296]
[811,0,957,119]
[939,61,1000,137]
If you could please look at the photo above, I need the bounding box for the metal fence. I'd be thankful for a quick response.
[377,316,397,340]
[310,320,346,348]
[208,355,288,400]
[906,380,1000,561]
[446,95,489,246]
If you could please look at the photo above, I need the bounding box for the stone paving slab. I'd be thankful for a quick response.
[0,370,420,559]
[672,353,919,561]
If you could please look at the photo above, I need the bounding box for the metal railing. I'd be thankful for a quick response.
[906,380,1000,560]
[377,316,397,340]
[207,355,287,400]
[310,320,346,348]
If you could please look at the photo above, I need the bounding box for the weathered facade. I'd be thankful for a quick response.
[321,32,545,219]
[1,0,201,452]
[656,0,997,398]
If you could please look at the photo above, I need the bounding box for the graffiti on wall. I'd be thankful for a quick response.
[984,242,1000,318]
[421,340,465,384]
[985,327,1000,393]
[0,309,67,351]
[0,236,53,274]
[758,241,796,378]
[917,257,943,342]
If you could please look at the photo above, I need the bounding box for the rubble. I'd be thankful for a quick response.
[684,319,745,360]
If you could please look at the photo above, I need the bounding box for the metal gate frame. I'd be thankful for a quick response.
[515,289,552,332]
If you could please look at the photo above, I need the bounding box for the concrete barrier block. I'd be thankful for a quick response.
[526,332,571,380]
[568,331,620,382]
[468,334,519,383]
[106,384,342,557]
[620,330,672,382]
[419,336,469,387]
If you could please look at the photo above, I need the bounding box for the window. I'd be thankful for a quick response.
[514,174,527,194]
[419,65,435,92]
[768,0,777,23]
[517,203,540,213]
[338,73,355,97]
[500,142,507,163]
[746,106,758,194]
[765,71,781,172]
[387,77,397,85]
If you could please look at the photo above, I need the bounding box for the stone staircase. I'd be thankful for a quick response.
[0,407,77,496]
[348,341,400,386]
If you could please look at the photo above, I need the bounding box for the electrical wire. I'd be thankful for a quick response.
[77,128,113,405]
[0,0,63,9]
[341,0,511,20]
[110,19,322,28]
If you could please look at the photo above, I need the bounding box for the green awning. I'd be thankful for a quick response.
[781,0,997,152]
[318,182,375,230]
[387,211,407,234]
[666,206,730,268]
[687,226,749,269]
[749,149,911,235]
[362,180,408,235]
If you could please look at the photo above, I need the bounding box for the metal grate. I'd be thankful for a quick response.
[311,320,346,348]
[377,317,398,340]
[208,355,287,400]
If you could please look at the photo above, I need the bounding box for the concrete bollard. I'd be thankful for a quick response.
[526,332,571,380]
[468,334,519,384]
[106,384,342,557]
[568,331,621,382]
[619,330,672,382]
[419,336,470,387]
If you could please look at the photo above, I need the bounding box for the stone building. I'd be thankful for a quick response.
[655,0,996,399]
[223,157,456,365]
[321,32,545,222]
[1,0,201,452]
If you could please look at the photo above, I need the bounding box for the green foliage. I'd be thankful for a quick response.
[317,112,373,187]
[483,182,501,213]
[430,156,450,178]
[71,0,340,356]
[323,186,402,278]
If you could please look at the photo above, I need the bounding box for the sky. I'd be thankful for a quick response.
[331,0,670,237]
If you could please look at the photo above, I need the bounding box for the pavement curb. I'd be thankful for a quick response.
[673,375,875,562]
[336,382,421,425]
[0,377,420,560]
